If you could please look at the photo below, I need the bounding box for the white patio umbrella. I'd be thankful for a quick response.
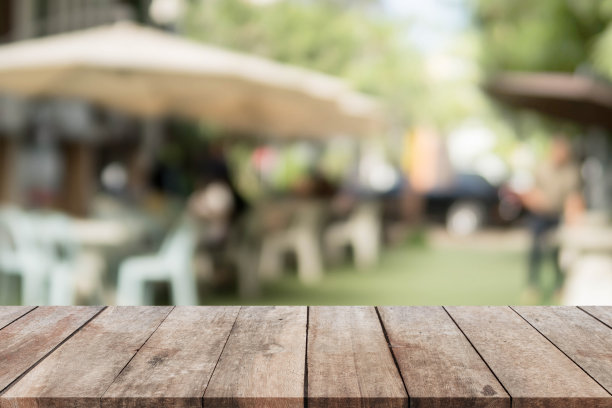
[0,22,383,138]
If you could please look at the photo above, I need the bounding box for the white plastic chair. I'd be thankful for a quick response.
[0,208,81,305]
[37,212,80,305]
[0,206,23,304]
[0,207,47,305]
[116,216,199,305]
[258,202,324,284]
[324,201,381,270]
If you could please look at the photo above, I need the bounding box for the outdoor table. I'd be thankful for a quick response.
[0,306,611,407]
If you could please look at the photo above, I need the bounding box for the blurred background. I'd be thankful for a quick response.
[1,0,612,306]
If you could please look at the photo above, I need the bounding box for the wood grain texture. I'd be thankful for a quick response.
[0,306,103,393]
[581,306,612,329]
[0,307,35,331]
[0,306,172,408]
[102,306,240,408]
[378,306,509,408]
[514,306,612,396]
[2,306,612,408]
[203,306,307,408]
[308,306,407,408]
[446,306,612,408]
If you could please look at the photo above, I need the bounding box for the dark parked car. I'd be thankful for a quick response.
[424,173,523,235]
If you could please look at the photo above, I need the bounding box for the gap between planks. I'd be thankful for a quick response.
[98,306,177,402]
[304,306,309,408]
[200,306,242,405]
[0,306,37,331]
[442,305,513,404]
[374,306,411,406]
[3,306,611,407]
[510,306,612,398]
[0,306,107,396]
[0,306,504,407]
[579,306,612,330]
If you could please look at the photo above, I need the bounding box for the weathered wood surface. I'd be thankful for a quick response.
[203,306,307,408]
[0,306,35,330]
[0,306,611,408]
[0,306,103,394]
[379,306,509,408]
[514,306,612,396]
[581,306,612,328]
[0,306,172,408]
[308,306,407,408]
[446,306,612,408]
[102,306,240,408]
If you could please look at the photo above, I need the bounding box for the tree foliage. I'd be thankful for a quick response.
[182,0,425,125]
[472,0,612,74]
[593,22,612,78]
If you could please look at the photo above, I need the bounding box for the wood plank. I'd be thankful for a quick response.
[308,306,407,408]
[203,306,306,408]
[0,306,172,408]
[514,306,612,396]
[446,306,611,408]
[0,306,35,331]
[378,306,509,408]
[581,307,612,329]
[102,306,240,408]
[0,306,103,393]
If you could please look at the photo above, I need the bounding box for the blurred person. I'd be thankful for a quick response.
[518,135,584,302]
[188,142,249,290]
[196,141,248,221]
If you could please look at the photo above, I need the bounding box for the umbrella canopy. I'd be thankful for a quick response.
[0,22,383,138]
[484,72,612,130]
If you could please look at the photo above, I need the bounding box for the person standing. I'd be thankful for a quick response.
[519,136,584,301]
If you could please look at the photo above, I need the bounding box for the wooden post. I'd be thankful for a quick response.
[61,141,94,217]
[12,0,35,40]
[0,136,16,204]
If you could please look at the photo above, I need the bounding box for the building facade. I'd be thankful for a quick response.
[0,0,151,43]
[0,0,154,213]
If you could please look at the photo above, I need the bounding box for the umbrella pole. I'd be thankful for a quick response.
[128,118,162,199]
[61,140,94,217]
[0,136,16,204]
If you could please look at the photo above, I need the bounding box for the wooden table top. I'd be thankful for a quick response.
[1,306,611,408]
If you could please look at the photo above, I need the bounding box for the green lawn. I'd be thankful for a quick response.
[204,239,559,305]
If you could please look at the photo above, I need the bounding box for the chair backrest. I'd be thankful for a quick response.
[0,207,20,266]
[36,212,80,262]
[0,207,37,253]
[0,208,80,265]
[160,216,198,268]
[0,207,53,274]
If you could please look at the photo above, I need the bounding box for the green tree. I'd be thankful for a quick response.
[593,18,612,77]
[182,0,425,124]
[472,0,612,73]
